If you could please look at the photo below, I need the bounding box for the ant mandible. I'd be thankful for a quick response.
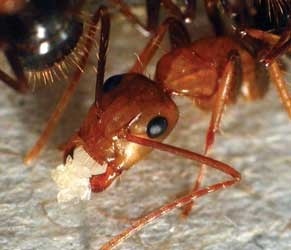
[51,9,241,250]
[0,0,115,165]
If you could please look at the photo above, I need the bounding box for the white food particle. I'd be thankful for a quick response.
[51,147,107,203]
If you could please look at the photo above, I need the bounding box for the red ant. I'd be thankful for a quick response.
[51,2,290,249]
[51,9,241,250]
[106,0,291,218]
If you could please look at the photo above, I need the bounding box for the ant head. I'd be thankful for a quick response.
[52,73,179,201]
[79,73,179,168]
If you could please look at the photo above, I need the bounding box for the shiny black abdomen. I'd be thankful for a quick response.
[0,0,83,71]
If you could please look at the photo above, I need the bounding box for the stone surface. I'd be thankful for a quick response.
[1,2,291,250]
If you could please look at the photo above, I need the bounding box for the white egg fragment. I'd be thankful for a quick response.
[51,146,107,203]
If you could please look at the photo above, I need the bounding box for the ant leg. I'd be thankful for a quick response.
[204,0,224,35]
[101,181,238,249]
[248,17,291,66]
[268,61,291,119]
[205,51,241,152]
[130,18,171,73]
[168,17,191,49]
[146,0,161,32]
[181,50,241,216]
[23,6,109,165]
[238,26,291,66]
[95,7,110,107]
[108,0,148,34]
[183,0,197,22]
[99,134,240,250]
[260,29,291,66]
[0,50,29,93]
[108,0,185,34]
[160,0,184,20]
[239,28,291,54]
[130,18,188,74]
[238,29,291,118]
[240,29,281,46]
[147,0,185,31]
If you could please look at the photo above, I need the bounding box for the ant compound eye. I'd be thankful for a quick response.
[103,74,123,92]
[146,116,168,138]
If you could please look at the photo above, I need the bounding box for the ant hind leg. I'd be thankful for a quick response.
[238,27,291,119]
[268,61,291,119]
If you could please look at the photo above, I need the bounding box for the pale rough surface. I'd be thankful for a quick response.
[1,2,291,250]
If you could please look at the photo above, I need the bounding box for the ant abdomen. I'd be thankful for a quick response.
[13,14,83,71]
[0,0,89,85]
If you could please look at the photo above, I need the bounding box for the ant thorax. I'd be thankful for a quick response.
[51,146,107,203]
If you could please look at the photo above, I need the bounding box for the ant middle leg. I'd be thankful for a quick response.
[181,50,242,216]
[130,17,191,74]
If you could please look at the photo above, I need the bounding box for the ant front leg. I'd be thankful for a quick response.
[23,6,110,165]
[100,134,241,250]
[182,50,242,216]
[0,49,29,93]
